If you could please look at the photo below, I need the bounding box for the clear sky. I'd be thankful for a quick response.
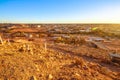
[0,0,120,23]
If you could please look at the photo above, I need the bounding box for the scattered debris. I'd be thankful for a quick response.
[109,53,120,64]
[30,76,37,80]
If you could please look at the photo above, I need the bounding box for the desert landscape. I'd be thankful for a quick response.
[0,24,120,80]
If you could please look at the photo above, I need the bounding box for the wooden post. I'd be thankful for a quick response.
[0,36,3,45]
[44,39,47,52]
[27,44,33,55]
[45,42,47,52]
[7,39,11,45]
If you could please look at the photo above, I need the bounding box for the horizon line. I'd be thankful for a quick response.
[0,22,120,24]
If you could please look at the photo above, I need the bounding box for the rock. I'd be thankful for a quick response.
[71,78,78,80]
[75,73,80,76]
[4,77,9,80]
[35,65,40,71]
[39,74,43,77]
[47,74,53,80]
[30,76,37,80]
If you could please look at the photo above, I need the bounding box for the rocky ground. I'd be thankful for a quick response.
[0,40,120,80]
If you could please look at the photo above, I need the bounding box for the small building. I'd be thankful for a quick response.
[37,25,41,28]
[79,27,92,33]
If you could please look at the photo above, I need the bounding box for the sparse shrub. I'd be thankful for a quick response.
[11,32,26,37]
[47,33,54,37]
[28,38,34,41]
[55,37,64,43]
[90,29,120,38]
[39,34,47,37]
[73,57,85,67]
[55,36,86,45]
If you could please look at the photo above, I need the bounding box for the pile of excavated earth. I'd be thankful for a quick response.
[0,42,120,80]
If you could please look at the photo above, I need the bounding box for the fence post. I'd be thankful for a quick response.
[44,39,47,52]
[7,39,11,45]
[0,36,3,45]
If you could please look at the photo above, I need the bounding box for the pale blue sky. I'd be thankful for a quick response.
[0,0,120,23]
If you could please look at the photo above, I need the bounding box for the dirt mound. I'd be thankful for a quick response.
[0,43,119,80]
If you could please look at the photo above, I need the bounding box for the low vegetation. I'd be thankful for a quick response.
[89,29,120,38]
[55,36,86,45]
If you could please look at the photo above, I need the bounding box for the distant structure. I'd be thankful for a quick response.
[79,26,92,33]
[37,25,41,28]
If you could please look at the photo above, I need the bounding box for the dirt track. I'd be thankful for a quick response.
[48,43,120,72]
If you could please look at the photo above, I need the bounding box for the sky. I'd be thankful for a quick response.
[0,0,120,23]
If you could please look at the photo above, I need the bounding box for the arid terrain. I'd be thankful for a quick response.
[0,24,120,80]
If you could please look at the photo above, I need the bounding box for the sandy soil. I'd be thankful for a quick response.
[0,39,120,80]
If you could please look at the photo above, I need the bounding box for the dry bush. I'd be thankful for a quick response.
[90,29,119,38]
[55,37,86,45]
[47,33,54,37]
[28,38,34,41]
[74,57,85,67]
[39,34,47,37]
